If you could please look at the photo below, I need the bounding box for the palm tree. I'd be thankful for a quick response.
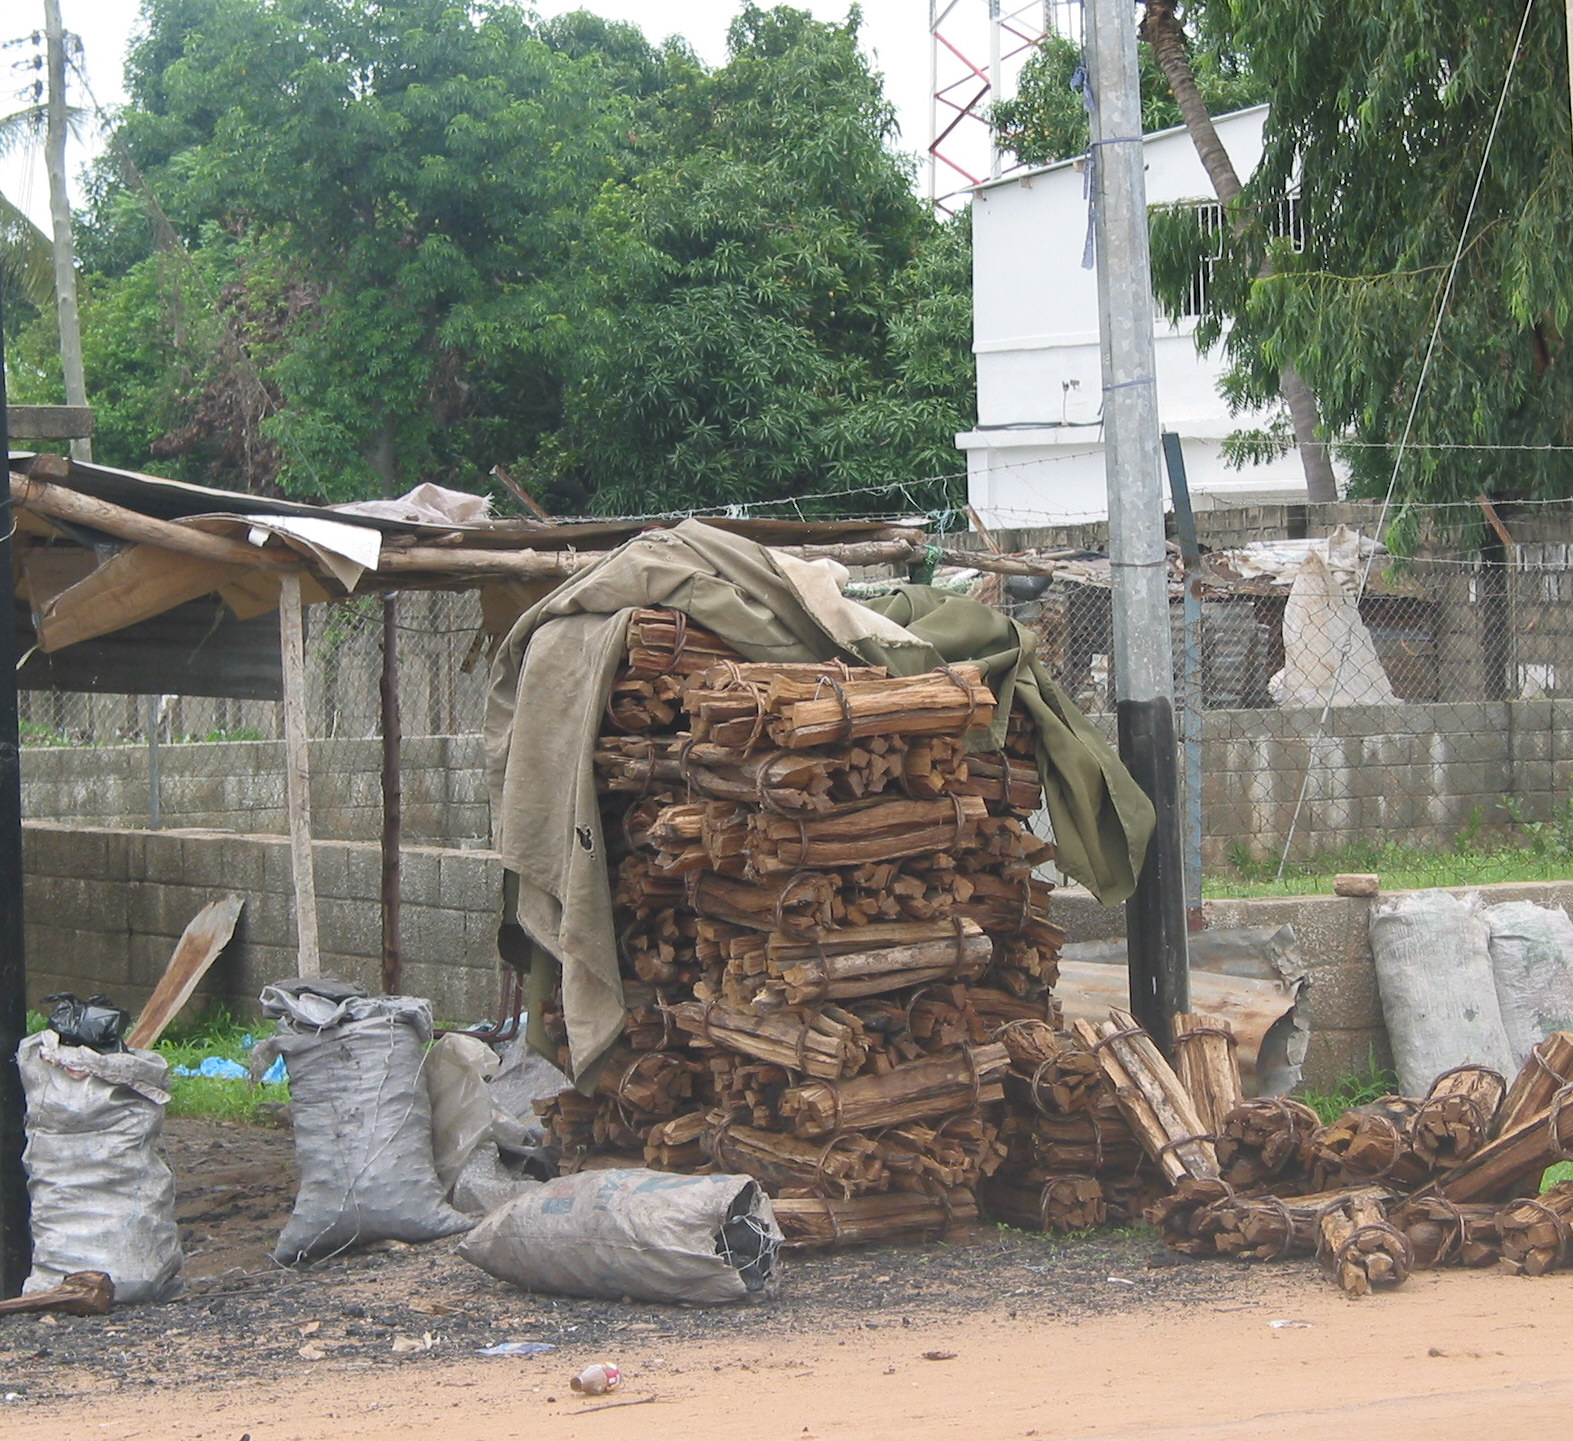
[0,106,60,310]
[1139,0,1338,504]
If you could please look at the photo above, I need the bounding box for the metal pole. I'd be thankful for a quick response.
[1163,432,1205,930]
[0,273,33,1297]
[988,0,1004,178]
[1086,0,1189,1048]
[145,695,160,830]
[43,0,90,465]
[380,594,402,995]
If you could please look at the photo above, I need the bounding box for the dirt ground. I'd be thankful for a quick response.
[4,1118,1573,1439]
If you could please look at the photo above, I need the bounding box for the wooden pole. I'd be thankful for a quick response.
[0,273,32,1297]
[380,594,402,994]
[278,575,320,977]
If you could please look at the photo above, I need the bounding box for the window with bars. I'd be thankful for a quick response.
[1174,193,1303,320]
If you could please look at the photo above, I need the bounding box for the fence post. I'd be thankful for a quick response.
[380,595,403,995]
[145,695,160,830]
[1162,433,1205,929]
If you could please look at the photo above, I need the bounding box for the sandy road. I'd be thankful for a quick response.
[8,1266,1570,1441]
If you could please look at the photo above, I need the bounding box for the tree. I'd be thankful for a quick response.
[1152,0,1573,511]
[534,4,964,515]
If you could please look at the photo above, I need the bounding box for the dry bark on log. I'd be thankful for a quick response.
[591,1045,702,1117]
[687,869,840,935]
[1215,1098,1322,1191]
[1077,1011,1219,1184]
[703,1116,888,1200]
[1313,1097,1431,1190]
[780,1043,1009,1138]
[1388,1196,1503,1269]
[980,1173,1105,1233]
[761,666,995,749]
[1319,1191,1412,1297]
[1410,1064,1506,1171]
[772,1189,977,1248]
[1172,1014,1243,1136]
[1202,1188,1394,1262]
[643,1110,710,1171]
[1497,1181,1573,1276]
[624,609,742,678]
[667,999,868,1080]
[876,1115,1006,1195]
[765,927,994,1004]
[745,795,988,874]
[1146,1177,1237,1255]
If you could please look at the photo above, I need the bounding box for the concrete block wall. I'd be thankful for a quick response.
[22,821,506,1024]
[21,734,492,845]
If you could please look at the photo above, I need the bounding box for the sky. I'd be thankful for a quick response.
[0,0,1021,231]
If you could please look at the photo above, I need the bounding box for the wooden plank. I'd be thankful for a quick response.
[7,405,94,440]
[279,574,320,977]
[126,895,245,1049]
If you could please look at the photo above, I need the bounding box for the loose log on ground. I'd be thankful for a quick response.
[1215,1098,1322,1191]
[1172,1013,1243,1136]
[780,1043,1009,1138]
[771,1189,977,1248]
[1077,1011,1219,1184]
[1318,1191,1412,1297]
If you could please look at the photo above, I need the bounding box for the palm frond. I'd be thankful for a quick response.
[0,189,55,309]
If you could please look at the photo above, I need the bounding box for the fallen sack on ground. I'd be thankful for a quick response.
[253,979,473,1263]
[451,1142,547,1217]
[424,1032,502,1198]
[458,1168,780,1304]
[1369,890,1516,1096]
[1483,900,1573,1069]
[19,1029,183,1304]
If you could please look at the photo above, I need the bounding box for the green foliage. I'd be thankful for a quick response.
[1297,1056,1399,1124]
[156,1005,290,1123]
[33,0,970,514]
[1150,0,1573,509]
[994,30,1266,168]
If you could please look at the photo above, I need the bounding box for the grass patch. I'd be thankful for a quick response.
[1296,1055,1399,1124]
[26,1002,289,1123]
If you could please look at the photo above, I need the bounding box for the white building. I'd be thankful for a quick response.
[959,105,1320,529]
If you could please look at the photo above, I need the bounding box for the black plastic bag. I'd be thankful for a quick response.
[41,993,131,1054]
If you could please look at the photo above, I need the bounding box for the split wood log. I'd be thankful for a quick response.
[624,609,742,677]
[1388,1196,1503,1269]
[703,1116,888,1200]
[687,870,840,935]
[1076,1011,1219,1184]
[667,999,868,1080]
[765,926,994,1004]
[1497,1031,1573,1135]
[643,1110,710,1171]
[1214,1097,1322,1191]
[606,673,685,732]
[980,1173,1105,1233]
[1201,1188,1394,1262]
[597,738,846,814]
[948,752,1043,815]
[1410,1064,1506,1170]
[1313,1097,1431,1190]
[1497,1181,1573,1276]
[591,1046,702,1118]
[998,1097,1147,1178]
[1171,1013,1243,1136]
[996,1025,1104,1115]
[126,894,244,1049]
[763,666,995,748]
[971,989,1060,1030]
[1146,1177,1237,1255]
[876,1115,1006,1194]
[744,794,988,874]
[780,1043,1009,1138]
[1318,1190,1413,1297]
[771,1189,977,1248]
[0,1270,114,1317]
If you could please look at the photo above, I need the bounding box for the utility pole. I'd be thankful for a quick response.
[43,0,90,464]
[1085,0,1189,1050]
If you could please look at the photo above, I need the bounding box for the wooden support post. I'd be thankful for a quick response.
[380,594,402,994]
[278,575,320,977]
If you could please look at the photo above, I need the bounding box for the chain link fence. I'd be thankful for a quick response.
[18,501,1573,897]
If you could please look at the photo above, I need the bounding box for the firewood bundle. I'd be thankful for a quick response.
[534,607,1065,1247]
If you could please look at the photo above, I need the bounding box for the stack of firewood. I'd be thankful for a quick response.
[534,606,1078,1246]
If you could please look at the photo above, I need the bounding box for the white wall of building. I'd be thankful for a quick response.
[960,106,1319,528]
